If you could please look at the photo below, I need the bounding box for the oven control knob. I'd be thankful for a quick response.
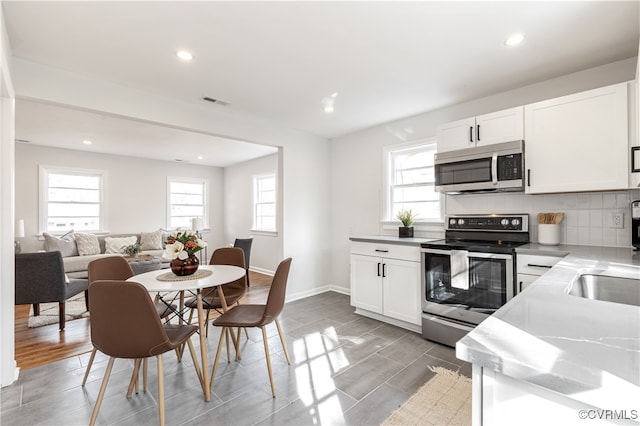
[511,218,520,226]
[458,219,465,225]
[450,218,457,226]
[500,219,509,226]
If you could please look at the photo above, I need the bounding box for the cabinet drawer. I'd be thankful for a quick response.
[517,254,562,276]
[350,242,420,262]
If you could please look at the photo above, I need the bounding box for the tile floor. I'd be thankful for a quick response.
[1,291,471,426]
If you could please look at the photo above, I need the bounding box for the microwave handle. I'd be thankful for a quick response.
[491,153,498,185]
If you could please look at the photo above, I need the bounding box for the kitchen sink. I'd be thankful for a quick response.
[568,274,640,306]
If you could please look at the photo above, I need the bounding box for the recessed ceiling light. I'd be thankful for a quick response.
[82,140,92,145]
[176,50,193,61]
[322,92,339,114]
[505,33,526,46]
[197,155,204,160]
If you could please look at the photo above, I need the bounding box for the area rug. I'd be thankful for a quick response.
[382,366,472,426]
[27,292,90,328]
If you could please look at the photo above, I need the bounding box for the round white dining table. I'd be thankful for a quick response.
[127,264,245,401]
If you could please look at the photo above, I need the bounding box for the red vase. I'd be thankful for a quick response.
[170,254,199,276]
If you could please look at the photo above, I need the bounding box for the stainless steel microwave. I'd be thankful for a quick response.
[434,140,524,194]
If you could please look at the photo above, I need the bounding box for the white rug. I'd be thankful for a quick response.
[382,366,472,426]
[27,292,90,328]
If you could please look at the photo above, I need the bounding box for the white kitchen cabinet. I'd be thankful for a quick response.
[436,106,524,152]
[515,253,563,294]
[350,241,421,331]
[525,82,629,194]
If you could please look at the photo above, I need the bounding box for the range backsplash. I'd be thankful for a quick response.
[446,189,640,248]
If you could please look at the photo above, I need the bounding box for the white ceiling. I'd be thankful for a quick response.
[4,1,639,163]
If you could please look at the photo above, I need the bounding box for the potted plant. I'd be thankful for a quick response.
[396,209,417,238]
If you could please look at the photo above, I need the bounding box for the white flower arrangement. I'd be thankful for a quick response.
[162,230,207,261]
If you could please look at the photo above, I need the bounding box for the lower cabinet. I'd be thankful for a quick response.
[350,241,421,330]
[516,253,564,294]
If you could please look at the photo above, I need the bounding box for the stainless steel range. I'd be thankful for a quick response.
[421,214,529,347]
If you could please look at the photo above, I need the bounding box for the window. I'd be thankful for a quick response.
[167,177,207,229]
[385,139,442,223]
[253,174,276,231]
[39,166,104,232]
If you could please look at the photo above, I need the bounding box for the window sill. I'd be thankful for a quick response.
[251,229,278,237]
[381,221,444,233]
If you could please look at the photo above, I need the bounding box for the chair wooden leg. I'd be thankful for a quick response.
[225,328,231,362]
[143,358,148,392]
[89,357,115,426]
[59,302,66,331]
[210,327,227,389]
[84,290,90,311]
[127,359,141,397]
[275,318,291,365]
[235,327,242,361]
[33,303,40,316]
[157,354,165,426]
[82,348,97,386]
[261,326,276,397]
[185,336,203,385]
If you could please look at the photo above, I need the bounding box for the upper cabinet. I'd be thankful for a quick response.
[436,106,524,152]
[525,82,629,194]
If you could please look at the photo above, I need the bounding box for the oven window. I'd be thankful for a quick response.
[424,253,507,312]
[435,158,491,186]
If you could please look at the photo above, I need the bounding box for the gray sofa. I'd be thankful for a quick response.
[43,231,169,279]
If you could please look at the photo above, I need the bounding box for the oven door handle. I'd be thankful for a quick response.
[421,248,453,256]
[466,251,513,260]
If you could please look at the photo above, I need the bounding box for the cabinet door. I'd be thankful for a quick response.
[382,258,421,325]
[350,254,383,314]
[525,83,628,194]
[475,106,524,147]
[516,273,538,294]
[436,117,476,152]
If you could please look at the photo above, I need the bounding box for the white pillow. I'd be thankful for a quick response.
[104,236,137,254]
[140,230,163,250]
[75,233,101,256]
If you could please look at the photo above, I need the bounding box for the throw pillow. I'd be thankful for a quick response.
[105,236,137,254]
[140,230,163,250]
[43,231,78,257]
[75,233,101,256]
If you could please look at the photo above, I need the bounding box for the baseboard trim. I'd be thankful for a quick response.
[354,308,422,333]
[249,266,274,276]
[285,285,350,303]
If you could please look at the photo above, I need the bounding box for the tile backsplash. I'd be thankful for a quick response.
[445,189,640,248]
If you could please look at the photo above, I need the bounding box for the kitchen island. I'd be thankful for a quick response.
[456,248,640,425]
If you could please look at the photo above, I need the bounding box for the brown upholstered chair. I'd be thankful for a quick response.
[87,280,199,426]
[185,247,247,331]
[210,257,292,397]
[82,256,176,386]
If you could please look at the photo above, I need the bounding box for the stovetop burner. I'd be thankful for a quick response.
[421,214,530,254]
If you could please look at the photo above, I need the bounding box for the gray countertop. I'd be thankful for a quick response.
[457,248,640,411]
[349,235,439,246]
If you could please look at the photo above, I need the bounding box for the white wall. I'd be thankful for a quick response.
[15,144,225,252]
[329,57,638,292]
[0,2,17,387]
[224,153,282,273]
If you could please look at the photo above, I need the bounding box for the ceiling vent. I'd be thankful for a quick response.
[202,96,229,107]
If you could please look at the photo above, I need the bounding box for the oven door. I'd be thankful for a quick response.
[421,248,514,325]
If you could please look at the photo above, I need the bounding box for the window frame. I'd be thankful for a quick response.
[252,173,277,235]
[166,176,208,230]
[382,138,444,228]
[38,165,106,234]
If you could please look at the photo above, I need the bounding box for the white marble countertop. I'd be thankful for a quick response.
[457,250,640,410]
